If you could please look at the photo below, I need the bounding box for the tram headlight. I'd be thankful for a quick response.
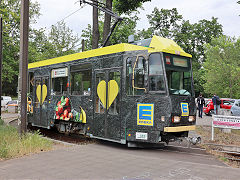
[188,116,195,122]
[172,116,180,123]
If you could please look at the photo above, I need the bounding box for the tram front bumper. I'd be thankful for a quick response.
[164,125,196,132]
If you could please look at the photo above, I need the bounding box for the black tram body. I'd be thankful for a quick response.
[27,36,197,145]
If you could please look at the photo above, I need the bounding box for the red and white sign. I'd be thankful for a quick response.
[166,56,171,65]
[213,115,240,129]
[51,68,68,78]
[212,115,240,140]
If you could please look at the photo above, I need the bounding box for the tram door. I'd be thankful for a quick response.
[33,76,49,127]
[94,68,122,141]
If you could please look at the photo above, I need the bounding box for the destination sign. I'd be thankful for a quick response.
[173,57,188,67]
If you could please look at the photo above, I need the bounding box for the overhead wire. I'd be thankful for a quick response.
[44,2,87,50]
[46,4,86,31]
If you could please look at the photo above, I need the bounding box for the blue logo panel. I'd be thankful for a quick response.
[181,103,189,116]
[137,103,154,126]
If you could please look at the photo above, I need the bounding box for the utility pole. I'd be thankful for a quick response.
[0,0,2,118]
[81,39,85,52]
[19,0,29,134]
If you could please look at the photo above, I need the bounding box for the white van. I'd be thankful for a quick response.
[1,96,12,110]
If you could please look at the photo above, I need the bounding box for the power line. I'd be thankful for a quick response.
[46,4,86,31]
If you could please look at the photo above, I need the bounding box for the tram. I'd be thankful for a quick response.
[27,35,197,146]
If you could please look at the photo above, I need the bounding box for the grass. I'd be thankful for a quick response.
[196,125,240,146]
[196,125,240,167]
[0,119,53,160]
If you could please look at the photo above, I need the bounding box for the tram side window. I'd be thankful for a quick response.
[126,56,146,96]
[149,53,165,92]
[126,57,133,95]
[28,72,34,94]
[52,77,68,95]
[95,73,105,114]
[71,68,92,96]
[51,68,68,95]
[35,78,41,108]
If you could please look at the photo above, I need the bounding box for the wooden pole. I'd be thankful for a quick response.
[19,0,29,134]
[0,16,2,118]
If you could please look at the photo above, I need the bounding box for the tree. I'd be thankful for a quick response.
[90,0,151,48]
[48,21,80,57]
[1,0,80,96]
[103,0,112,46]
[113,0,151,14]
[147,8,183,39]
[92,1,100,49]
[176,18,223,95]
[28,21,80,62]
[203,36,240,99]
[0,0,40,95]
[137,8,223,95]
[82,12,139,50]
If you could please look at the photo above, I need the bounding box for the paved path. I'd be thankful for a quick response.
[196,114,212,126]
[1,142,240,180]
[1,112,18,124]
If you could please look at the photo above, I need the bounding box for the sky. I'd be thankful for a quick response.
[33,0,240,39]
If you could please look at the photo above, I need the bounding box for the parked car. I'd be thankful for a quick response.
[231,99,240,116]
[1,96,12,110]
[203,99,235,116]
[5,100,18,113]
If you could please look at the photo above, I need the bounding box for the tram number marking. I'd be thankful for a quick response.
[137,103,154,126]
[136,132,148,140]
[181,103,189,116]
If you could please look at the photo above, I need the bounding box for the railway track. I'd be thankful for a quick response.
[29,126,208,154]
[205,143,240,164]
[28,126,94,145]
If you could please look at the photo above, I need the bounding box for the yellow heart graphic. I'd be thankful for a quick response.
[36,84,48,105]
[97,80,119,109]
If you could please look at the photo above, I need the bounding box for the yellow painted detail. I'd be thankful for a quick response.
[164,125,196,132]
[97,80,107,108]
[107,80,119,109]
[41,84,48,104]
[28,43,149,69]
[80,107,87,124]
[149,36,192,57]
[137,103,154,126]
[28,36,192,69]
[97,80,119,109]
[36,85,41,104]
[36,84,47,105]
[181,102,189,116]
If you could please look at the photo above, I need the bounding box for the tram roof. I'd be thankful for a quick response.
[28,36,191,69]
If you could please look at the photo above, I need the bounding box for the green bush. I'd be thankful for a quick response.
[0,124,52,159]
[0,118,4,125]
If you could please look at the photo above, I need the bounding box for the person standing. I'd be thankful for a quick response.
[212,94,221,115]
[197,94,205,118]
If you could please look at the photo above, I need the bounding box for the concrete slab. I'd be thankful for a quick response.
[0,142,240,180]
[0,112,18,124]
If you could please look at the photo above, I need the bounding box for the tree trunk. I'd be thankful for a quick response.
[103,0,112,46]
[92,1,99,49]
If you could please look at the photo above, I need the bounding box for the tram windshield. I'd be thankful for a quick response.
[164,54,193,96]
